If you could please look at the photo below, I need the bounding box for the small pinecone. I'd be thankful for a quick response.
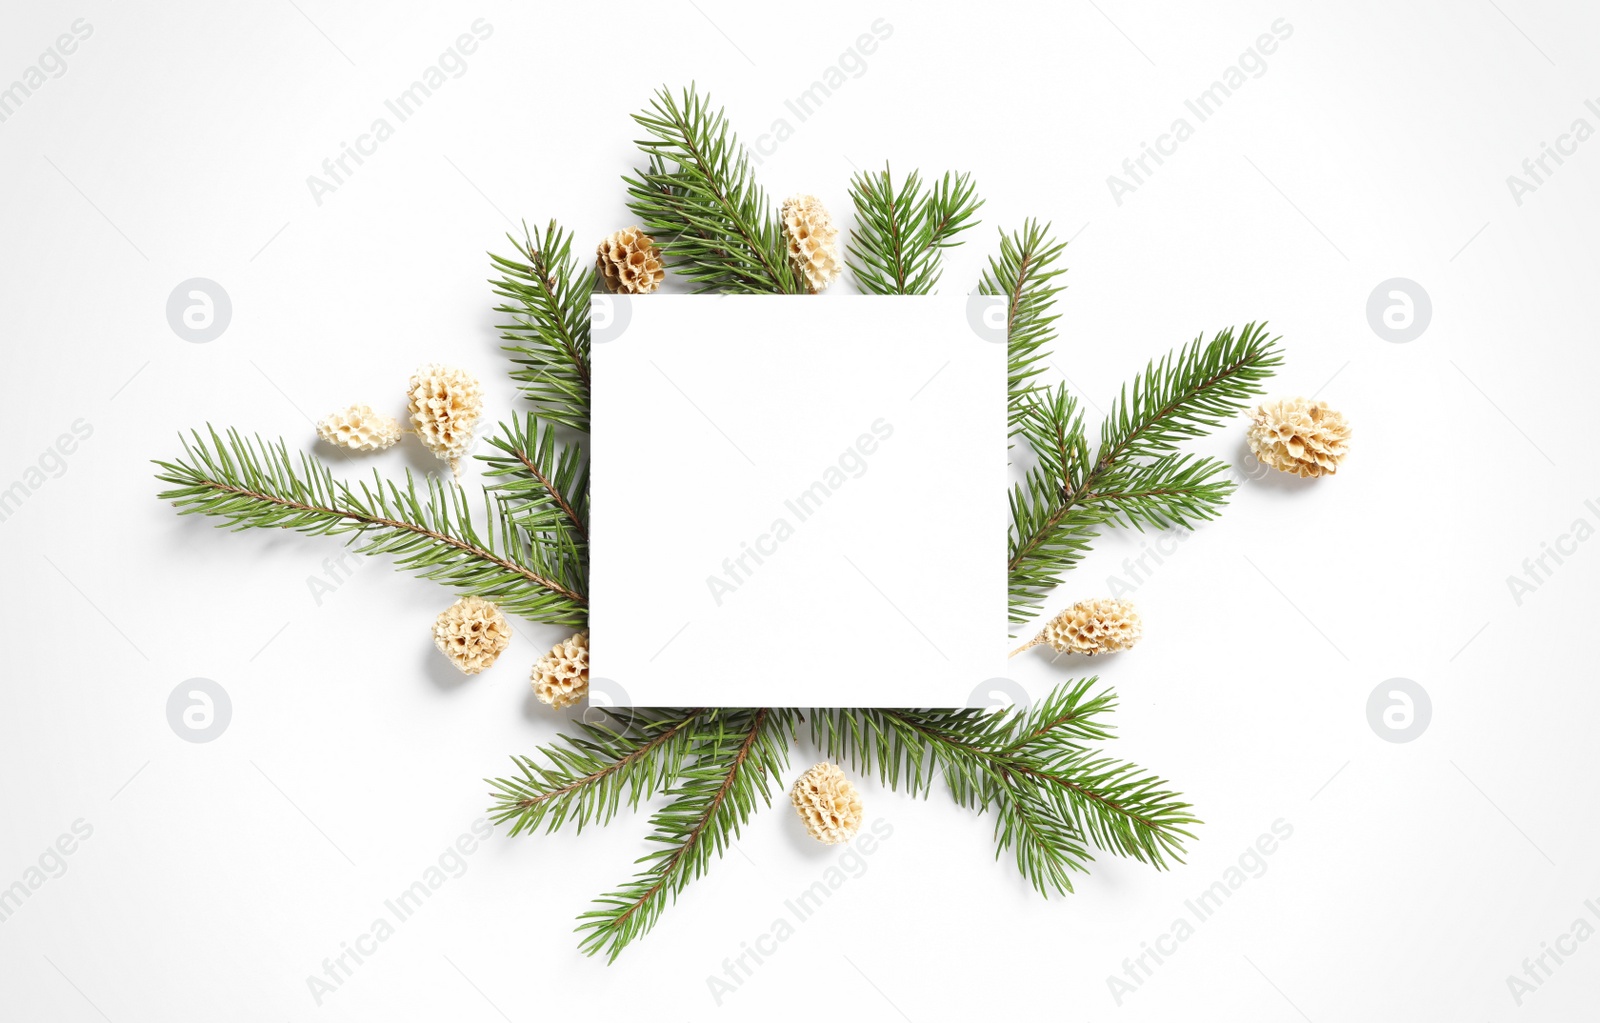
[596,227,665,295]
[316,404,401,452]
[532,631,589,709]
[791,762,864,844]
[780,194,842,293]
[406,364,484,470]
[1015,598,1142,657]
[1248,397,1351,478]
[432,596,512,675]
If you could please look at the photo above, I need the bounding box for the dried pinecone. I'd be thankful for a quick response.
[316,404,401,452]
[780,194,842,293]
[532,631,589,709]
[596,227,665,295]
[1011,597,1143,658]
[406,364,484,473]
[1248,397,1351,478]
[791,762,864,844]
[432,596,512,675]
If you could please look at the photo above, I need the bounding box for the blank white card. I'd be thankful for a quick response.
[590,294,1006,707]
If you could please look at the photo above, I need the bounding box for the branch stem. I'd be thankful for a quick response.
[199,478,587,606]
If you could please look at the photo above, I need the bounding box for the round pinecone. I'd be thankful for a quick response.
[1014,597,1142,658]
[316,403,401,452]
[596,227,665,295]
[1247,397,1351,478]
[406,364,484,471]
[432,596,512,675]
[791,763,864,844]
[780,194,842,293]
[532,631,589,709]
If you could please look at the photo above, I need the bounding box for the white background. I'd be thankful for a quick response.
[2,0,1598,1019]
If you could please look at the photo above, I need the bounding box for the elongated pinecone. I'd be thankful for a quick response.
[1013,598,1142,658]
[532,631,589,709]
[596,227,665,295]
[791,762,864,844]
[1248,397,1351,478]
[433,596,512,675]
[780,194,842,292]
[316,404,401,452]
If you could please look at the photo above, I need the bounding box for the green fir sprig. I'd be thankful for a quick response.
[490,220,592,431]
[1006,324,1282,624]
[846,163,983,295]
[623,85,806,295]
[489,707,705,836]
[154,427,586,626]
[979,220,1070,424]
[480,411,589,553]
[576,708,796,961]
[809,678,1197,896]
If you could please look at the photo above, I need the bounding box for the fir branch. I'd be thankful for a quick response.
[812,704,1100,896]
[812,680,1195,896]
[487,708,704,836]
[490,220,592,431]
[1000,677,1120,750]
[153,427,587,625]
[1003,385,1101,613]
[997,686,1195,871]
[1097,322,1282,464]
[992,781,1093,896]
[892,704,1193,880]
[1007,326,1281,624]
[623,85,805,295]
[1087,454,1235,531]
[578,708,794,961]
[479,411,589,546]
[1013,383,1092,493]
[846,164,983,295]
[1007,470,1106,623]
[979,220,1069,423]
[1022,749,1196,869]
[810,705,1012,805]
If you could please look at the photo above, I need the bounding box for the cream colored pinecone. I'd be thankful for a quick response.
[316,404,402,452]
[432,596,512,675]
[780,194,842,293]
[1012,598,1143,658]
[596,226,665,295]
[532,631,589,709]
[406,364,484,472]
[791,762,864,845]
[1247,397,1351,478]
